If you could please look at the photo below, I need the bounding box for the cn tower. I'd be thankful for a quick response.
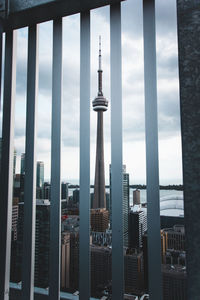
[92,36,108,209]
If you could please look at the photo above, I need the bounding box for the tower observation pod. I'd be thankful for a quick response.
[92,36,108,209]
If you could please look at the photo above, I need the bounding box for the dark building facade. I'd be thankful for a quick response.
[69,231,79,291]
[14,200,50,288]
[124,250,144,295]
[109,164,130,247]
[61,232,70,290]
[90,245,112,297]
[61,182,69,200]
[129,210,147,249]
[162,265,187,300]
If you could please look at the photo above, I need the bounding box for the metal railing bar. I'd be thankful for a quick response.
[49,17,63,300]
[4,0,124,32]
[21,24,39,300]
[143,0,162,299]
[0,24,3,112]
[0,29,17,300]
[79,10,90,300]
[110,3,124,300]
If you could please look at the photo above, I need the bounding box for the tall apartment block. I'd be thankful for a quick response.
[61,232,70,290]
[90,245,112,297]
[69,232,79,291]
[129,210,147,249]
[124,250,144,295]
[36,161,44,199]
[162,264,187,300]
[61,182,68,200]
[110,164,130,247]
[15,200,50,288]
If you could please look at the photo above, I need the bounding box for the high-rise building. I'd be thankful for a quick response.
[43,182,51,200]
[37,161,44,188]
[124,249,144,295]
[92,36,108,209]
[13,149,17,176]
[36,161,44,199]
[133,189,140,205]
[129,210,147,249]
[73,189,79,205]
[12,204,19,241]
[90,245,112,297]
[15,200,50,288]
[161,225,185,253]
[13,174,21,198]
[61,232,70,290]
[91,208,109,232]
[20,153,25,175]
[61,182,68,200]
[162,264,187,300]
[123,166,130,247]
[20,153,25,201]
[109,164,130,247]
[69,232,79,291]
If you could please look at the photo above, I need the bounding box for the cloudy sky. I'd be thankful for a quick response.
[0,0,183,185]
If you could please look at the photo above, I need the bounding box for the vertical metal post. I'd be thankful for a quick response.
[79,11,90,300]
[0,21,3,112]
[0,30,17,300]
[177,1,200,299]
[21,24,39,300]
[49,17,62,300]
[143,0,162,299]
[110,3,124,300]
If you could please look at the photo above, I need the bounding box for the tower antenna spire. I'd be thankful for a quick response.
[99,35,102,70]
[98,35,103,96]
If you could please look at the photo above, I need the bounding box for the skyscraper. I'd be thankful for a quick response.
[15,200,50,287]
[37,161,44,188]
[123,165,130,247]
[20,153,25,201]
[13,149,17,176]
[109,164,130,247]
[92,36,108,209]
[129,210,147,249]
[20,153,25,175]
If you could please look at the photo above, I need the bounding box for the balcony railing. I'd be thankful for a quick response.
[0,0,199,300]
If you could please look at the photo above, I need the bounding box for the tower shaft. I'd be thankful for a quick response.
[92,36,108,209]
[93,111,106,209]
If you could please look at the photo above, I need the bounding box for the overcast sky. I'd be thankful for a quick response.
[0,0,183,185]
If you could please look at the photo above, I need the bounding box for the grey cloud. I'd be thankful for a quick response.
[16,58,27,96]
[121,0,177,38]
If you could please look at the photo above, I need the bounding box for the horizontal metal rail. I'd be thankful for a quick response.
[2,0,125,31]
